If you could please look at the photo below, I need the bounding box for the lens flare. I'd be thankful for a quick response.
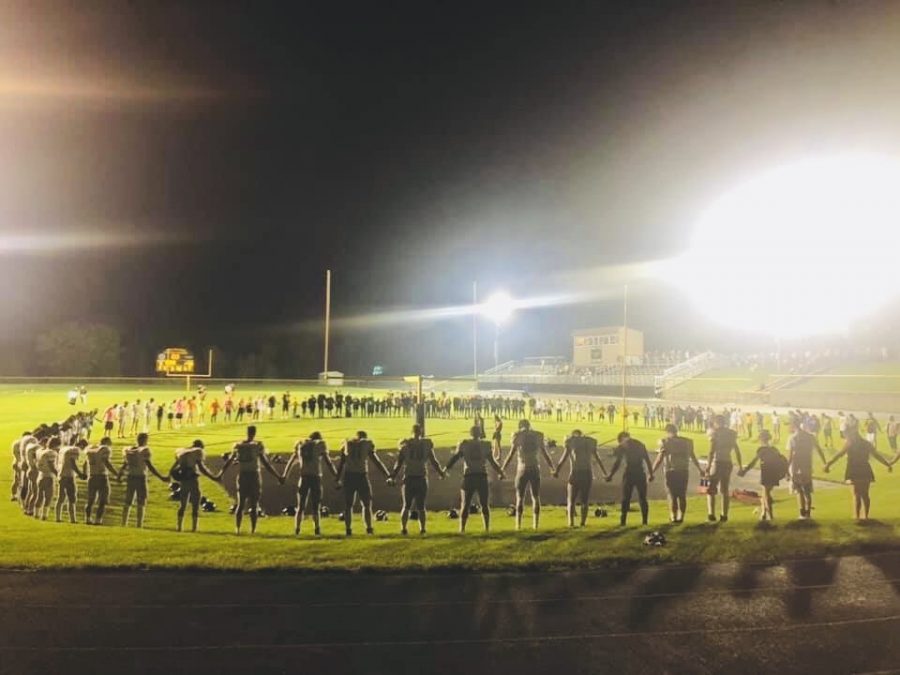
[669,154,900,338]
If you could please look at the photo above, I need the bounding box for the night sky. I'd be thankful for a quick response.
[3,1,900,376]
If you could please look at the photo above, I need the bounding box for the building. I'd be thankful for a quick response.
[571,326,643,367]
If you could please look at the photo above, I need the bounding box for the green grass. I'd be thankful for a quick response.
[2,382,900,573]
[670,367,772,394]
[790,362,900,393]
[672,363,900,397]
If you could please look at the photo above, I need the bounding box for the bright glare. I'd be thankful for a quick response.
[480,291,516,325]
[670,154,900,338]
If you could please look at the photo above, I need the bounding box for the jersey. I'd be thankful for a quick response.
[85,445,112,477]
[615,438,650,477]
[788,430,816,476]
[565,435,598,476]
[397,437,436,478]
[123,445,152,477]
[231,440,266,473]
[511,430,545,474]
[659,436,694,473]
[36,447,59,479]
[24,438,40,471]
[11,438,21,469]
[453,439,492,475]
[174,447,205,478]
[341,439,374,474]
[57,446,81,478]
[295,439,329,477]
[709,428,738,465]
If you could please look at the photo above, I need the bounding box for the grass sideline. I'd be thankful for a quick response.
[672,363,900,396]
[2,382,900,573]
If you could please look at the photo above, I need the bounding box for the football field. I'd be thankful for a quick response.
[3,382,900,573]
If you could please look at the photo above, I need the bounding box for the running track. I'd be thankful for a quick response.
[4,550,900,674]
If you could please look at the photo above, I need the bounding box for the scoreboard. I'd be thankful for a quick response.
[156,348,195,374]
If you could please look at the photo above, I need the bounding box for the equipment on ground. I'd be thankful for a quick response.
[643,531,667,547]
[201,501,217,512]
[282,505,297,516]
[731,489,760,505]
[594,507,608,518]
[375,510,388,522]
[469,504,480,514]
[506,504,516,516]
[447,508,459,519]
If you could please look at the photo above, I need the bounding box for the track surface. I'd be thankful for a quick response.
[4,550,900,674]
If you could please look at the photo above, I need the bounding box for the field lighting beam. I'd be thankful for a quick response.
[666,154,900,339]
[481,291,515,368]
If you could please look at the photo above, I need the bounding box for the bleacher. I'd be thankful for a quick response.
[480,356,684,389]
[653,351,725,392]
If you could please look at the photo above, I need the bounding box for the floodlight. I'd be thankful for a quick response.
[667,154,900,338]
[480,291,516,325]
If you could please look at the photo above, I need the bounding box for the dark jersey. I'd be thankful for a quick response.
[397,437,437,478]
[710,428,738,465]
[564,435,598,476]
[451,439,492,475]
[615,439,650,477]
[659,436,693,473]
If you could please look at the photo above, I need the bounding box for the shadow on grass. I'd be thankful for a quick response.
[783,545,837,619]
[783,519,821,531]
[856,518,890,529]
[730,560,775,599]
[626,563,704,629]
[863,550,900,595]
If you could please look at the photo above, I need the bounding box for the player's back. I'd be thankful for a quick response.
[661,436,692,472]
[175,447,203,474]
[57,446,80,476]
[710,428,737,463]
[459,439,490,474]
[399,437,434,477]
[124,446,151,476]
[24,438,40,469]
[789,430,815,472]
[36,448,58,476]
[567,435,597,473]
[85,445,111,476]
[343,438,373,474]
[513,430,543,471]
[233,441,263,472]
[297,439,327,476]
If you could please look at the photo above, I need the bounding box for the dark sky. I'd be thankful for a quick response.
[3,0,900,376]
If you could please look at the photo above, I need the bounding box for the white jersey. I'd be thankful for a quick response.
[36,447,59,479]
[123,445,152,477]
[23,438,40,471]
[174,447,205,478]
[85,445,112,477]
[57,446,81,478]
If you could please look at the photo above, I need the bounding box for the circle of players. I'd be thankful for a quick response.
[10,409,897,535]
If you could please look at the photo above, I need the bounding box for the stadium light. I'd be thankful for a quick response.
[480,291,515,326]
[480,291,515,368]
[667,154,900,338]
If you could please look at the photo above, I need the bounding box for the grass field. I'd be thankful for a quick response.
[671,363,900,398]
[669,367,772,394]
[3,382,900,573]
[790,362,900,393]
